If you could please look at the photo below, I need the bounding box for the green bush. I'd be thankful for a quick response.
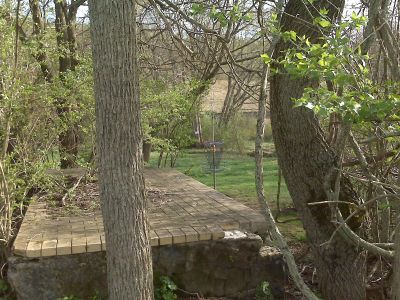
[0,279,9,294]
[201,113,272,154]
[255,281,275,300]
[141,80,200,152]
[154,276,178,300]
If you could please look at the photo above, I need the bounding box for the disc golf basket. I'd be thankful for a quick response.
[204,141,223,189]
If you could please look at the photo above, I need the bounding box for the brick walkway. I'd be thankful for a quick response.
[13,168,267,258]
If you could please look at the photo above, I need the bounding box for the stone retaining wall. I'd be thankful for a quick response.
[8,231,284,300]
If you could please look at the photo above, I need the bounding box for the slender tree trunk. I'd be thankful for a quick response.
[89,0,154,299]
[54,0,79,168]
[270,1,366,299]
[28,0,53,82]
[29,0,80,168]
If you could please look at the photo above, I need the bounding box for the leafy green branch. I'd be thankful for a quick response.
[261,12,400,122]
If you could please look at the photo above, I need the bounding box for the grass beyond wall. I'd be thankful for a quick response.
[148,149,306,241]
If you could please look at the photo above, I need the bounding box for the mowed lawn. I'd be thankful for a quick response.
[148,150,306,241]
[183,151,288,204]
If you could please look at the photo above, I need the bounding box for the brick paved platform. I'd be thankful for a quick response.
[12,168,267,258]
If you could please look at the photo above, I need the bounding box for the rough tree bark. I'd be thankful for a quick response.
[394,229,400,299]
[89,0,154,299]
[270,1,366,299]
[256,64,319,299]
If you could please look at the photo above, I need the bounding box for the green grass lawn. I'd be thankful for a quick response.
[148,149,306,241]
[166,151,289,204]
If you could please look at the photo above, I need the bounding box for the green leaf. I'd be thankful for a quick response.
[310,44,322,53]
[318,19,331,28]
[289,30,297,41]
[282,31,297,42]
[318,59,327,67]
[270,67,278,74]
[319,8,329,15]
[351,11,359,21]
[260,53,271,64]
[242,14,253,22]
[295,53,304,60]
[191,3,206,15]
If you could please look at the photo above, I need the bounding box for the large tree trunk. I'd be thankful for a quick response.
[89,0,154,299]
[393,227,400,299]
[270,1,366,299]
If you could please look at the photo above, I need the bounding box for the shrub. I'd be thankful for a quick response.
[201,113,271,154]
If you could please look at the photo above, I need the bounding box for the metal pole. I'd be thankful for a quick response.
[212,144,216,189]
[211,91,216,189]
